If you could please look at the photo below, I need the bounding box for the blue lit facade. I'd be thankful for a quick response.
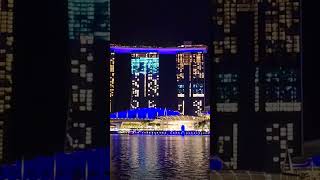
[110,108,180,120]
[66,0,110,152]
[131,53,160,109]
[110,46,207,54]
[0,0,14,163]
[211,0,302,172]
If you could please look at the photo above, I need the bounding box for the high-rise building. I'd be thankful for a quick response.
[110,52,115,113]
[65,0,110,151]
[110,45,207,113]
[177,45,206,116]
[211,0,302,172]
[0,0,14,162]
[131,53,160,109]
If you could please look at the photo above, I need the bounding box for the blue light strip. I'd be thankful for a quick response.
[128,130,210,136]
[110,46,207,54]
[110,108,180,119]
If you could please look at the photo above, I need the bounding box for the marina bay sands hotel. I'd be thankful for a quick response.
[109,43,208,116]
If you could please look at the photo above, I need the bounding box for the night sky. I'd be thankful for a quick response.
[111,0,212,44]
[111,0,320,141]
[111,0,212,113]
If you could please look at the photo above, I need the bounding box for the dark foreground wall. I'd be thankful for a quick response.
[10,0,69,161]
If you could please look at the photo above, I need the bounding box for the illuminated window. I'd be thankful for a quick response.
[131,53,159,109]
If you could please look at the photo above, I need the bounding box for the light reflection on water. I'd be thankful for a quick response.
[110,134,210,179]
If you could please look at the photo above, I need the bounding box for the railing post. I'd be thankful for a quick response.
[85,160,88,180]
[21,156,24,180]
[53,155,56,180]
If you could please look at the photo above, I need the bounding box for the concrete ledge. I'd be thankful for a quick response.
[210,170,302,180]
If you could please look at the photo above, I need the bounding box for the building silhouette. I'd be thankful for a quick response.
[65,0,110,152]
[0,0,111,165]
[0,0,14,163]
[211,0,302,172]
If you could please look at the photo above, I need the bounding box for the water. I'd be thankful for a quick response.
[110,134,210,179]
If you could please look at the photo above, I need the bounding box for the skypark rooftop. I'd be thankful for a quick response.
[110,45,207,54]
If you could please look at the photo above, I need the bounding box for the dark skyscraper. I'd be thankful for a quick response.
[9,0,70,162]
[1,0,110,174]
[65,0,110,151]
[0,0,14,162]
[211,0,302,172]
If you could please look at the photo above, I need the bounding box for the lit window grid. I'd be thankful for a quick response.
[131,100,139,109]
[177,99,185,115]
[214,68,301,113]
[255,67,260,112]
[131,53,159,109]
[110,53,115,112]
[213,0,301,62]
[265,122,295,164]
[0,0,14,161]
[217,123,238,170]
[68,0,110,113]
[68,0,110,41]
[212,0,302,171]
[263,68,301,112]
[215,73,240,112]
[67,123,92,149]
[70,48,94,113]
[176,53,205,115]
[66,0,110,151]
[193,100,203,115]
